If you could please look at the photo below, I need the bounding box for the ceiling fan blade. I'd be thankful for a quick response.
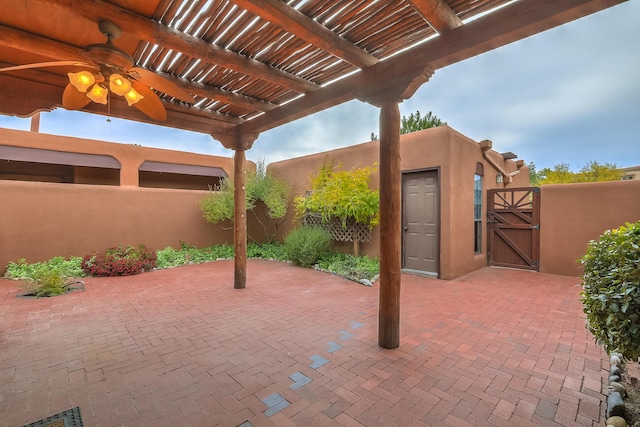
[130,67,193,102]
[0,61,93,72]
[131,81,167,121]
[62,83,92,110]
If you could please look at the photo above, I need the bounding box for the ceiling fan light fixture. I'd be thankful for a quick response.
[68,71,95,92]
[109,73,132,96]
[87,84,108,104]
[123,87,144,106]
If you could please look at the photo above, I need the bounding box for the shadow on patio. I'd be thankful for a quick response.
[0,260,607,426]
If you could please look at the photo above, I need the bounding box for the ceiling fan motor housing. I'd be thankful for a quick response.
[85,44,134,70]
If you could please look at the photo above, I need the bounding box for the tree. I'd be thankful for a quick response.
[538,161,621,185]
[370,110,445,138]
[400,110,446,134]
[527,161,541,186]
[200,158,289,243]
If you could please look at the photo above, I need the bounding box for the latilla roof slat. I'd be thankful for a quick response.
[144,46,168,69]
[361,13,428,56]
[216,12,260,51]
[307,0,349,25]
[325,0,372,34]
[236,77,290,98]
[201,2,243,42]
[270,40,315,69]
[157,0,183,26]
[341,3,414,48]
[168,54,192,76]
[152,0,175,22]
[207,7,251,47]
[235,23,284,59]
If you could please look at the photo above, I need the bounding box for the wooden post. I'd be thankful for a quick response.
[378,99,402,349]
[217,132,258,290]
[233,148,247,289]
[30,112,40,132]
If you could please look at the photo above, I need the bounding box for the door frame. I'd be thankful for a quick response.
[401,167,441,278]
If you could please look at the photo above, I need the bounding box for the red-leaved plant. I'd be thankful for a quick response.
[81,244,156,277]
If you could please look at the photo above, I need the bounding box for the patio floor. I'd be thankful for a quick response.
[0,260,608,427]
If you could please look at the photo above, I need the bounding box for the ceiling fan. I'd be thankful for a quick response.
[0,20,192,121]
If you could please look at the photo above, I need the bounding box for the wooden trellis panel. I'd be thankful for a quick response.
[301,213,372,243]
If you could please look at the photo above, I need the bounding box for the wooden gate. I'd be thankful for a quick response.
[487,187,540,270]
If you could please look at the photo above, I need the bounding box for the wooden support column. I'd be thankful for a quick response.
[378,99,402,349]
[233,148,247,289]
[218,132,258,289]
[356,65,435,349]
[30,112,40,132]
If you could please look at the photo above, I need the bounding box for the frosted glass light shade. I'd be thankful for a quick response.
[109,74,132,96]
[68,71,95,92]
[87,84,108,104]
[123,87,144,106]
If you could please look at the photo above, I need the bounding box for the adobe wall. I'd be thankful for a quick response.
[0,180,233,270]
[539,180,640,277]
[269,125,528,280]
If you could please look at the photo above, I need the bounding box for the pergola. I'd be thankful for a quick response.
[0,0,625,349]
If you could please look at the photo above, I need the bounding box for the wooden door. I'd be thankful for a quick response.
[487,187,540,270]
[402,170,439,275]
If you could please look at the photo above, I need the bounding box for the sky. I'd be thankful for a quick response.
[1,1,638,171]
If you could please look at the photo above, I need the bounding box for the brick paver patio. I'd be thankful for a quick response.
[0,260,608,426]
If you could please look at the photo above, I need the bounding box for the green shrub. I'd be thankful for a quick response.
[580,220,640,361]
[284,226,332,267]
[317,253,379,282]
[4,256,84,280]
[82,244,156,277]
[248,242,287,261]
[156,243,234,269]
[20,266,70,297]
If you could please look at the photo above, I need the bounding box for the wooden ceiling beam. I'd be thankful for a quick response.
[0,25,88,64]
[241,0,626,134]
[149,70,278,113]
[37,0,319,94]
[408,0,463,33]
[230,0,379,68]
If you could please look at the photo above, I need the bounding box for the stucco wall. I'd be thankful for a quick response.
[0,180,232,270]
[269,125,529,280]
[539,180,640,277]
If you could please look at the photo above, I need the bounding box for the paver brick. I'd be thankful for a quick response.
[0,261,610,426]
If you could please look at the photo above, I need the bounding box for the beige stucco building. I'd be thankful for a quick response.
[270,125,530,280]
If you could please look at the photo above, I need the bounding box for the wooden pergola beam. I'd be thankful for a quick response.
[150,70,279,113]
[408,0,463,33]
[0,25,88,64]
[241,0,624,134]
[36,0,320,94]
[230,0,379,68]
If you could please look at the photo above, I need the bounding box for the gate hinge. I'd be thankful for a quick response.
[533,260,539,267]
[532,187,541,193]
[532,224,540,230]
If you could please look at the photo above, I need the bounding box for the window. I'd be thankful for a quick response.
[474,174,482,253]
